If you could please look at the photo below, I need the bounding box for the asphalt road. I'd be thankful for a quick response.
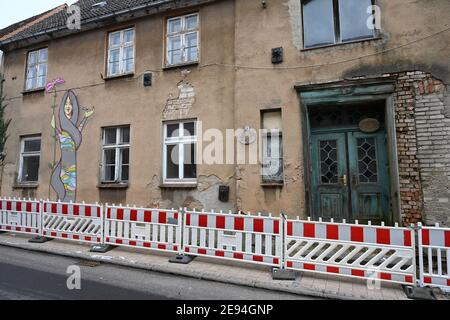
[0,245,314,300]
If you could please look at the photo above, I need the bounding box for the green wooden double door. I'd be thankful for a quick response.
[311,130,390,223]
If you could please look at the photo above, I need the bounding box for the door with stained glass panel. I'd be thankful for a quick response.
[311,133,349,220]
[311,130,390,223]
[347,131,389,223]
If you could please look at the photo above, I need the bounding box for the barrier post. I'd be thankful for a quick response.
[402,223,437,300]
[90,202,115,253]
[412,222,450,296]
[28,199,53,243]
[272,212,296,280]
[169,207,195,264]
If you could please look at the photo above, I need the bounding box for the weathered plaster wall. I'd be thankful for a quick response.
[1,0,450,224]
[1,0,237,211]
[232,0,450,220]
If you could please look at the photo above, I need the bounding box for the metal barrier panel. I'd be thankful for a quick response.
[42,200,103,244]
[418,223,450,292]
[183,210,282,267]
[284,218,416,285]
[105,205,182,253]
[0,198,41,236]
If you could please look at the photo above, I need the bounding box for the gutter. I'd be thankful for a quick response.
[0,0,217,50]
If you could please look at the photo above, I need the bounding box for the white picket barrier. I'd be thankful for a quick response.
[42,200,103,244]
[183,209,283,267]
[104,205,182,253]
[417,223,450,292]
[0,197,41,236]
[284,217,416,285]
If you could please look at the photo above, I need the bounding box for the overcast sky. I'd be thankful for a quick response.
[0,1,77,30]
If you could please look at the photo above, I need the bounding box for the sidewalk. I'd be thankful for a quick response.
[0,232,442,300]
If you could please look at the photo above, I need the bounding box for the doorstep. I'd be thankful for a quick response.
[0,233,425,300]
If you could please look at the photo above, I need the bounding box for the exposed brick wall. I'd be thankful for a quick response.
[394,71,450,226]
[413,74,450,226]
[394,72,424,225]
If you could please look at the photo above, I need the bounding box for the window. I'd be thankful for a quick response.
[101,126,130,183]
[302,0,376,48]
[107,28,135,77]
[18,136,41,183]
[166,13,199,66]
[261,111,284,184]
[25,48,47,90]
[163,121,197,183]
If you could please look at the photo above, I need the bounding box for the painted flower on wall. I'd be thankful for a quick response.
[45,77,66,93]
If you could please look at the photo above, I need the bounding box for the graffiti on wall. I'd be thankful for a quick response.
[48,82,94,202]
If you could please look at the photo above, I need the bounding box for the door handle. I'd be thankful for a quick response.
[340,174,348,187]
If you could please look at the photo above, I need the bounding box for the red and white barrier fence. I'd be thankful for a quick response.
[42,200,103,244]
[417,223,450,292]
[284,217,416,285]
[105,205,182,253]
[3,196,450,292]
[183,210,283,267]
[0,197,41,236]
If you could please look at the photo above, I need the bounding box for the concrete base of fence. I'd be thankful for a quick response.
[403,285,436,300]
[272,268,297,281]
[28,236,53,244]
[169,254,196,264]
[90,244,116,253]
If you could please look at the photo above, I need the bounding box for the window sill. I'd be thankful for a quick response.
[163,61,199,71]
[301,37,382,52]
[261,182,284,188]
[13,183,39,189]
[22,88,45,95]
[103,73,134,81]
[97,182,129,189]
[160,183,198,189]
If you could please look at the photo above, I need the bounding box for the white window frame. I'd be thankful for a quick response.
[101,126,130,183]
[18,136,41,183]
[163,120,197,184]
[107,28,135,77]
[166,13,199,66]
[25,48,48,91]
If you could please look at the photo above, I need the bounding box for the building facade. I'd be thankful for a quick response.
[0,0,449,226]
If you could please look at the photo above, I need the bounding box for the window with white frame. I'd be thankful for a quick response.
[166,13,199,66]
[163,121,197,183]
[261,110,284,184]
[25,48,47,90]
[101,126,130,183]
[107,28,135,77]
[18,136,41,183]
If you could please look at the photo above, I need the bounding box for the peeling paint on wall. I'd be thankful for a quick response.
[146,174,235,212]
[285,0,303,51]
[162,72,196,120]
